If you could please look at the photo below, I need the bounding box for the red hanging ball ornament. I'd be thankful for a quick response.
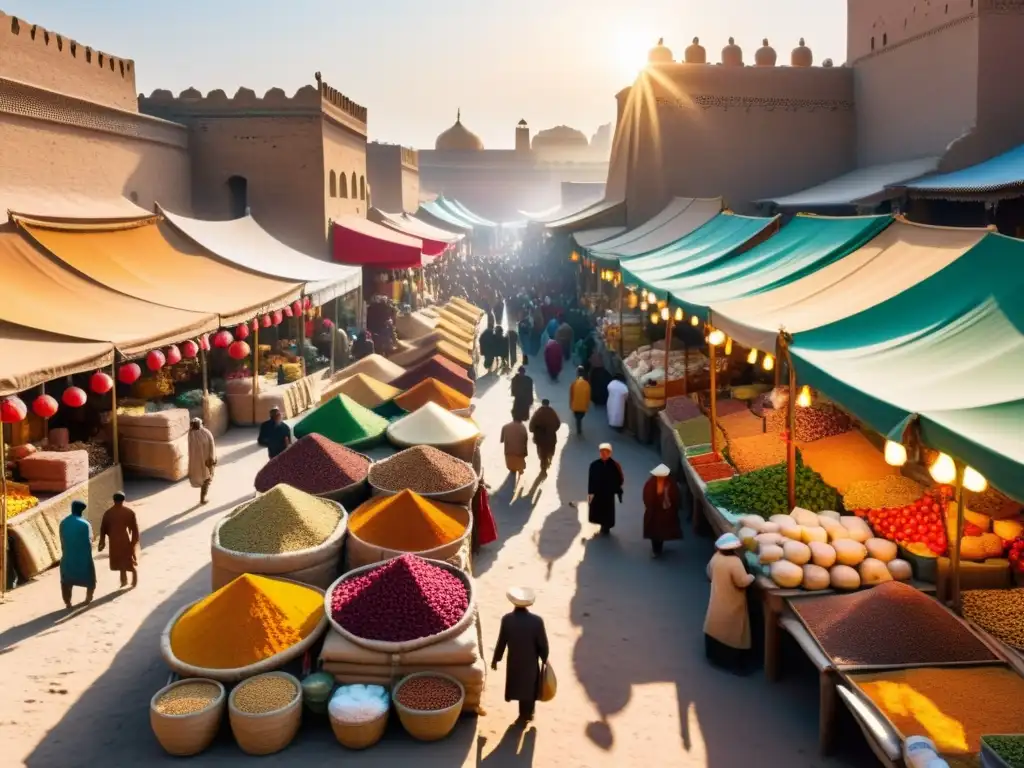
[261,314,272,328]
[304,296,312,309]
[0,396,27,423]
[32,394,59,419]
[283,305,293,318]
[146,349,166,371]
[272,310,283,326]
[250,319,258,332]
[198,334,210,352]
[62,387,87,409]
[118,363,142,385]
[291,300,302,316]
[181,340,199,359]
[165,345,182,365]
[228,340,251,360]
[212,330,233,349]
[89,371,114,395]
[234,323,250,340]
[305,320,314,338]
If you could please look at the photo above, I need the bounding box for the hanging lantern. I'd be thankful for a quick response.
[181,340,199,359]
[690,315,699,327]
[283,305,294,318]
[570,251,580,263]
[747,348,758,365]
[261,314,272,328]
[228,340,251,360]
[660,306,670,321]
[796,385,812,408]
[883,440,908,467]
[118,363,142,385]
[213,330,233,349]
[674,307,684,322]
[725,338,733,355]
[165,345,182,365]
[963,466,988,493]
[272,309,284,326]
[640,300,649,312]
[251,319,259,332]
[627,293,638,309]
[707,330,726,347]
[32,394,58,419]
[146,349,166,371]
[304,296,312,310]
[928,452,957,485]
[199,334,210,352]
[291,300,302,316]
[762,354,775,372]
[89,371,114,395]
[650,311,660,325]
[305,319,314,338]
[62,386,87,408]
[647,291,657,304]
[234,323,250,340]
[0,396,27,423]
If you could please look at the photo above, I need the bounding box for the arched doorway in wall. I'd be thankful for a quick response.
[227,175,249,218]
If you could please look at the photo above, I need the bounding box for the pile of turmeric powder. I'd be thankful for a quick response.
[348,489,467,552]
[169,574,324,669]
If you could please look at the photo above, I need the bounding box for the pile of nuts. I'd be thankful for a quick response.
[254,434,370,494]
[395,675,462,711]
[368,446,475,495]
[962,589,1024,650]
[219,485,341,554]
[232,675,298,714]
[154,682,221,715]
[727,433,786,474]
[842,476,926,511]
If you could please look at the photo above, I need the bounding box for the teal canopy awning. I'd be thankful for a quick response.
[789,232,1024,502]
[620,213,777,306]
[898,143,1024,197]
[416,200,473,233]
[441,197,497,228]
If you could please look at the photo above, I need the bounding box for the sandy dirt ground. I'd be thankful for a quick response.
[0,354,874,767]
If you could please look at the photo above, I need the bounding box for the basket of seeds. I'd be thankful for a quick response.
[392,672,465,742]
[150,678,226,756]
[367,445,479,505]
[228,671,303,756]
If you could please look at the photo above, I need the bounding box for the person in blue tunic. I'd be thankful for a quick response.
[59,500,96,609]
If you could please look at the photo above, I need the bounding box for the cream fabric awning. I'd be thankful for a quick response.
[0,226,219,357]
[573,227,627,248]
[2,187,152,223]
[0,322,114,397]
[16,216,303,327]
[160,207,361,305]
[588,198,723,260]
[711,218,993,352]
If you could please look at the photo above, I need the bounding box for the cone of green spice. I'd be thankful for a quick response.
[294,394,390,447]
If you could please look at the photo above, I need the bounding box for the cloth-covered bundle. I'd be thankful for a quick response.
[19,450,89,492]
[9,514,59,579]
[116,408,190,442]
[202,394,230,438]
[119,434,188,481]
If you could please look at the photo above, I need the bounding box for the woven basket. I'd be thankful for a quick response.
[210,499,348,579]
[329,709,389,750]
[149,678,225,757]
[160,578,328,683]
[386,432,480,464]
[210,552,341,592]
[345,505,473,571]
[228,671,302,756]
[316,475,372,510]
[392,672,465,742]
[325,557,476,653]
[367,456,479,506]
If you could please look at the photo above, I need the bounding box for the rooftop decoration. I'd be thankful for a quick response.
[685,37,707,64]
[722,37,743,67]
[435,109,485,152]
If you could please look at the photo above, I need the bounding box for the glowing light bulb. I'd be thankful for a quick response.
[762,354,775,371]
[929,452,957,485]
[647,291,657,303]
[747,349,758,365]
[707,330,726,347]
[796,385,812,408]
[660,306,670,321]
[690,315,699,327]
[640,301,649,311]
[674,307,684,322]
[963,466,988,493]
[883,440,908,467]
[650,311,660,325]
[725,338,733,355]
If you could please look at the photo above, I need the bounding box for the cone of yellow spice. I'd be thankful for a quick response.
[348,490,468,552]
[167,575,325,672]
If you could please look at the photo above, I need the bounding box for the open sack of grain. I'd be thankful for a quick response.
[210,485,348,590]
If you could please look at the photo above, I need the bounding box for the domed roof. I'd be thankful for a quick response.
[684,37,707,64]
[435,110,484,151]
[755,39,777,67]
[532,125,589,149]
[648,38,673,64]
[792,38,813,68]
[722,37,743,67]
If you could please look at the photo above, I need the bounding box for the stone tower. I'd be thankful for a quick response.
[515,118,530,153]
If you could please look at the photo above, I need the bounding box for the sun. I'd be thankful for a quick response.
[611,25,654,81]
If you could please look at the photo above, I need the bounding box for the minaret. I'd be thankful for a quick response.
[515,118,530,153]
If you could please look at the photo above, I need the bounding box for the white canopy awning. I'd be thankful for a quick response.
[588,197,722,260]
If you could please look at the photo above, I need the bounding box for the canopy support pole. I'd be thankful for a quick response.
[110,360,120,466]
[785,340,796,510]
[200,345,209,396]
[662,314,673,397]
[330,298,338,375]
[1,435,7,600]
[708,324,719,458]
[298,301,307,379]
[252,323,260,424]
[41,382,48,436]
[951,466,966,615]
[617,282,624,358]
[682,341,689,397]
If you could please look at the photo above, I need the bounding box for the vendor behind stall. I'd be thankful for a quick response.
[704,532,754,675]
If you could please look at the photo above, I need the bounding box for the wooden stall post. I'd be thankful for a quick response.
[200,345,209,396]
[708,327,719,457]
[785,342,797,510]
[298,299,307,378]
[662,312,673,388]
[110,361,120,466]
[330,297,338,375]
[617,281,624,358]
[252,323,260,423]
[1,435,7,600]
[951,466,967,615]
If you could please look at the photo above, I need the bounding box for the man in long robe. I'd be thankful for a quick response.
[528,399,561,475]
[510,366,534,422]
[59,500,96,609]
[187,417,217,505]
[492,587,549,724]
[606,374,629,429]
[98,492,140,588]
[588,443,624,535]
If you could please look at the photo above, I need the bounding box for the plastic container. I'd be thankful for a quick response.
[150,678,226,757]
[904,735,940,768]
[392,672,465,742]
[228,671,303,756]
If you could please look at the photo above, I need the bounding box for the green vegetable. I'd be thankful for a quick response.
[706,456,837,518]
[984,735,1024,768]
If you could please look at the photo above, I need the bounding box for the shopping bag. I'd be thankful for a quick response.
[539,662,557,702]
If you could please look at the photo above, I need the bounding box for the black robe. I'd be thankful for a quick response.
[510,373,534,422]
[588,458,624,529]
[492,609,549,702]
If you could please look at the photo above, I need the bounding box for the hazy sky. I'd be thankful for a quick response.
[5,0,845,149]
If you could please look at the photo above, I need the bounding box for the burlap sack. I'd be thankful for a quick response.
[19,451,89,483]
[119,434,188,481]
[9,515,56,579]
[117,409,190,442]
[319,616,479,667]
[320,657,485,689]
[203,394,229,438]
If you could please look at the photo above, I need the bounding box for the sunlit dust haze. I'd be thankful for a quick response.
[1,0,845,148]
